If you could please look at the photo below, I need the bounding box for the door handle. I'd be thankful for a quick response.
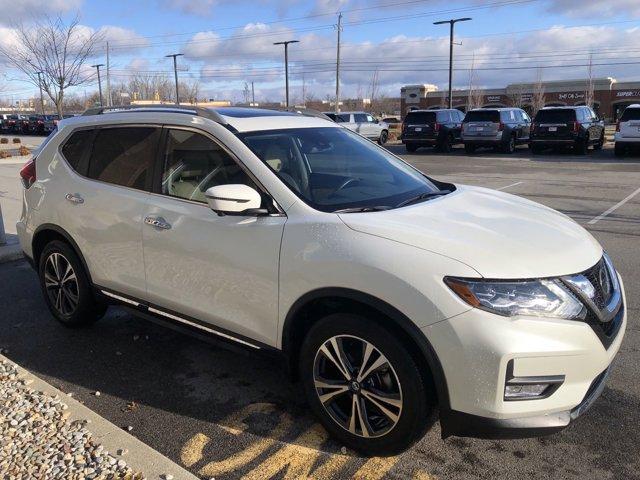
[144,216,172,230]
[65,193,84,204]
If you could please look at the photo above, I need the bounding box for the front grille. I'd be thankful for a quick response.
[582,258,614,310]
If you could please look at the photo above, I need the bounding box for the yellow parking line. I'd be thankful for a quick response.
[353,456,400,479]
[180,433,209,468]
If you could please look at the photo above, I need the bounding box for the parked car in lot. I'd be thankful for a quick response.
[18,105,626,455]
[0,114,11,132]
[462,108,531,153]
[401,109,464,153]
[29,115,46,135]
[4,114,27,133]
[614,104,640,157]
[530,106,605,155]
[324,111,389,145]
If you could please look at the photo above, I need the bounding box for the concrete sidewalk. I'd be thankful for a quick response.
[1,353,198,480]
[0,235,22,264]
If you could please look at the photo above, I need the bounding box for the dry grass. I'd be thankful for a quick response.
[18,146,31,156]
[0,150,12,158]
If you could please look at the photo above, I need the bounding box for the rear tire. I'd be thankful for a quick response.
[299,313,435,456]
[464,143,476,154]
[502,135,516,154]
[405,143,418,153]
[530,144,543,155]
[614,143,625,157]
[574,137,589,155]
[38,240,106,327]
[593,133,604,151]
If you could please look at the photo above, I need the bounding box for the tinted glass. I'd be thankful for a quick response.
[534,109,576,123]
[620,108,640,121]
[354,113,368,123]
[162,129,256,203]
[436,111,451,122]
[87,127,159,190]
[404,111,436,124]
[61,130,93,172]
[464,110,500,122]
[239,127,441,212]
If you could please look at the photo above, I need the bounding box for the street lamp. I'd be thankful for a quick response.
[273,40,299,108]
[433,17,471,109]
[91,64,105,106]
[165,53,184,105]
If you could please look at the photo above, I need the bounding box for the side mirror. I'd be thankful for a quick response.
[205,184,264,216]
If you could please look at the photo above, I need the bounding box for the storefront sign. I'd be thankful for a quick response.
[558,92,585,100]
[616,91,640,98]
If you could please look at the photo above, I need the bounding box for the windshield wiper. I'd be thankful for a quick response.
[333,206,393,213]
[395,190,451,208]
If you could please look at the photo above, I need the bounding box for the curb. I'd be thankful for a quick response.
[0,241,23,265]
[1,353,199,480]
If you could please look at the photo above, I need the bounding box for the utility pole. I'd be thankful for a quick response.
[335,12,343,113]
[251,81,255,105]
[35,71,45,115]
[106,41,111,107]
[273,40,299,108]
[91,64,105,106]
[433,17,471,109]
[166,53,184,105]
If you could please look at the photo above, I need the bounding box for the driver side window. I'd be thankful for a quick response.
[161,129,255,203]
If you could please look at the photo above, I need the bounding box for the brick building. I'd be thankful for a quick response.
[401,78,640,121]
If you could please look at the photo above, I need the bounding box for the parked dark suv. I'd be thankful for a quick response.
[401,109,464,152]
[530,106,604,155]
[462,108,531,154]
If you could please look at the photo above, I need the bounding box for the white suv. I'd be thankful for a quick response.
[324,111,389,145]
[17,106,626,455]
[615,104,640,157]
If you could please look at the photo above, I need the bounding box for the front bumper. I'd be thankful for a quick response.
[424,276,626,439]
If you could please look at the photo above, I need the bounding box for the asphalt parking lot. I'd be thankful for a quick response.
[0,144,639,479]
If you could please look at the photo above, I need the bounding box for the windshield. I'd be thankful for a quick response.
[464,110,500,123]
[239,127,442,212]
[534,109,576,123]
[404,112,436,124]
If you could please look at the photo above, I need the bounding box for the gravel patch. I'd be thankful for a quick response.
[0,359,144,479]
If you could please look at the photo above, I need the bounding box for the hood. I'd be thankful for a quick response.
[338,184,602,279]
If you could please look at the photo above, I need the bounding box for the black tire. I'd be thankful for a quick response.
[38,240,106,327]
[614,143,625,158]
[438,134,453,153]
[300,313,436,456]
[593,133,605,151]
[574,137,588,155]
[530,144,543,155]
[502,135,516,154]
[464,143,476,154]
[405,143,418,153]
[378,130,388,146]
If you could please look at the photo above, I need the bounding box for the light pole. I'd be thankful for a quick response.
[91,64,105,106]
[433,17,471,109]
[35,71,45,115]
[273,40,299,108]
[166,53,184,105]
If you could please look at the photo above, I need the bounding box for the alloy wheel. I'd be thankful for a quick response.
[44,252,79,316]
[313,335,403,438]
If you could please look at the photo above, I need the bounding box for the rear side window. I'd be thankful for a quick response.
[620,108,640,121]
[354,113,368,123]
[464,110,500,122]
[87,127,159,190]
[534,109,576,123]
[61,130,93,172]
[405,111,436,124]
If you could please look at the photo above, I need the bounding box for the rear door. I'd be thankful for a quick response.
[619,107,640,140]
[353,113,369,136]
[57,125,159,299]
[463,110,501,137]
[534,109,576,139]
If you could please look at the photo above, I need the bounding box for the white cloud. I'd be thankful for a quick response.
[0,0,83,24]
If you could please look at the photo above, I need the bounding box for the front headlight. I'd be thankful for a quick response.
[444,277,586,320]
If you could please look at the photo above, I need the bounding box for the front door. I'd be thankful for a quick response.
[142,127,286,346]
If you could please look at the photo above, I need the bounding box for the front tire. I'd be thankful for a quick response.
[378,130,388,145]
[502,135,516,154]
[38,240,106,327]
[593,133,605,150]
[300,313,435,456]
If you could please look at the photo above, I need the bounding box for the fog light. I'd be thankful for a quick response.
[505,384,550,399]
[504,360,565,401]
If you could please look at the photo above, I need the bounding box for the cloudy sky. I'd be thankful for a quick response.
[1,0,640,104]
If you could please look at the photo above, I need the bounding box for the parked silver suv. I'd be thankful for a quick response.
[324,111,389,145]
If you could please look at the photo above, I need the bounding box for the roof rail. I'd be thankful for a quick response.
[81,105,229,125]
[274,107,332,121]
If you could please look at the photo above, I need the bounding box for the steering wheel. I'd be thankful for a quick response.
[328,178,362,199]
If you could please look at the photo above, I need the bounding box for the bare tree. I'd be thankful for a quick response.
[0,15,103,117]
[367,70,380,113]
[584,53,594,109]
[507,84,526,108]
[467,53,484,110]
[128,73,172,101]
[531,68,546,116]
